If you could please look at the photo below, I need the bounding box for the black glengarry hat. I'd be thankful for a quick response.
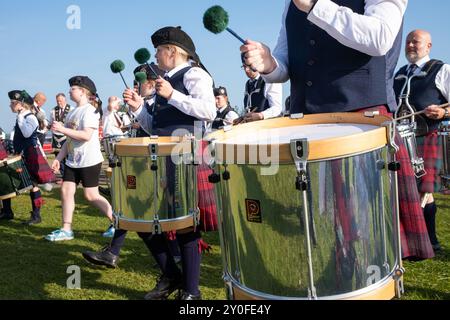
[69,76,97,95]
[214,86,228,97]
[151,26,200,63]
[8,90,34,105]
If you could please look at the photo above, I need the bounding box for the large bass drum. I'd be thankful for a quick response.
[207,113,403,300]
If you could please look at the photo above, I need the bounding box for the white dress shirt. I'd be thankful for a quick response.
[17,110,40,140]
[246,75,283,119]
[218,105,240,124]
[406,55,450,103]
[264,0,408,84]
[168,62,216,122]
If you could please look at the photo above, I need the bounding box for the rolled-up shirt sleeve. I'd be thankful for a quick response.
[169,67,216,121]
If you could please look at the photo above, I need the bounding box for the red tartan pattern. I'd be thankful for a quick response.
[416,133,443,193]
[197,161,218,232]
[0,142,8,161]
[355,106,434,260]
[23,145,56,184]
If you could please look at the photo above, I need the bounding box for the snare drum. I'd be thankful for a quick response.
[111,137,199,234]
[0,156,34,200]
[102,134,129,167]
[207,113,402,300]
[439,120,450,189]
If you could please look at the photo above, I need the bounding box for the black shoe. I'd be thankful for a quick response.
[82,246,119,269]
[0,211,14,221]
[23,217,42,226]
[144,275,182,300]
[177,290,202,301]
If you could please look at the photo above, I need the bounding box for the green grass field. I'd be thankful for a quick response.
[0,189,448,300]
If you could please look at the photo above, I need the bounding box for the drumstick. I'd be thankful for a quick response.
[393,102,450,122]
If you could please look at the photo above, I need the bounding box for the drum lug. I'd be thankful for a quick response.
[383,121,400,154]
[191,208,201,230]
[223,274,235,300]
[152,215,162,235]
[308,287,318,301]
[222,165,231,181]
[376,160,386,171]
[388,161,401,172]
[290,139,309,191]
[149,144,158,171]
[393,267,405,298]
[208,172,221,184]
[190,137,201,166]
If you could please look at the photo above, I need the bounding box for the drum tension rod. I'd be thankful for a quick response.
[290,139,309,191]
[207,139,222,184]
[149,144,158,171]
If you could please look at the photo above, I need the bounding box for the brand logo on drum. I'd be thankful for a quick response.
[127,176,137,189]
[246,199,262,223]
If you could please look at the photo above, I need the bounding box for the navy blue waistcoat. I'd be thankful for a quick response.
[14,113,39,154]
[394,60,446,132]
[286,0,402,114]
[152,67,199,136]
[244,77,270,112]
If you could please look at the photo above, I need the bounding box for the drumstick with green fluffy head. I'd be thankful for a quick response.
[203,5,245,44]
[110,60,130,89]
[134,72,147,96]
[134,48,159,78]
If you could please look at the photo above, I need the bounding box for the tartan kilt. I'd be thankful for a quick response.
[196,142,218,232]
[23,145,57,184]
[416,132,443,193]
[355,106,434,260]
[0,142,8,161]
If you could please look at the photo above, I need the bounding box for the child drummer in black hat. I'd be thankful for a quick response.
[46,76,114,242]
[85,26,217,300]
[4,90,56,225]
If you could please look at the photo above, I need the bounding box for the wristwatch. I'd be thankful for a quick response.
[445,108,450,119]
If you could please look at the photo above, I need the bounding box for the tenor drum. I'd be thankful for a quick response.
[439,120,450,190]
[102,135,129,166]
[0,156,34,200]
[207,113,403,300]
[111,137,199,233]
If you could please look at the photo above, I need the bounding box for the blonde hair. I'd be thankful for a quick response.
[167,45,189,62]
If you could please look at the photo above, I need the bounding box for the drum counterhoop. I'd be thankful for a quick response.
[208,113,402,300]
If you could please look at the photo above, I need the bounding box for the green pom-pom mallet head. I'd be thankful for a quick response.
[134,48,159,78]
[110,60,126,74]
[134,72,148,84]
[203,5,245,44]
[134,48,151,64]
[110,60,129,89]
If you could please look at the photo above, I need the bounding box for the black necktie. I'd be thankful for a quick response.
[407,64,419,77]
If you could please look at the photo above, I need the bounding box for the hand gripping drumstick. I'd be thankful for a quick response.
[393,102,450,122]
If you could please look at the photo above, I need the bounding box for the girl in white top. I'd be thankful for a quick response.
[46,76,114,242]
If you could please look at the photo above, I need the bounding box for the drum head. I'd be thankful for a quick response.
[206,113,391,164]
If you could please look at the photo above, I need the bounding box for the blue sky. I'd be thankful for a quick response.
[0,1,449,131]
